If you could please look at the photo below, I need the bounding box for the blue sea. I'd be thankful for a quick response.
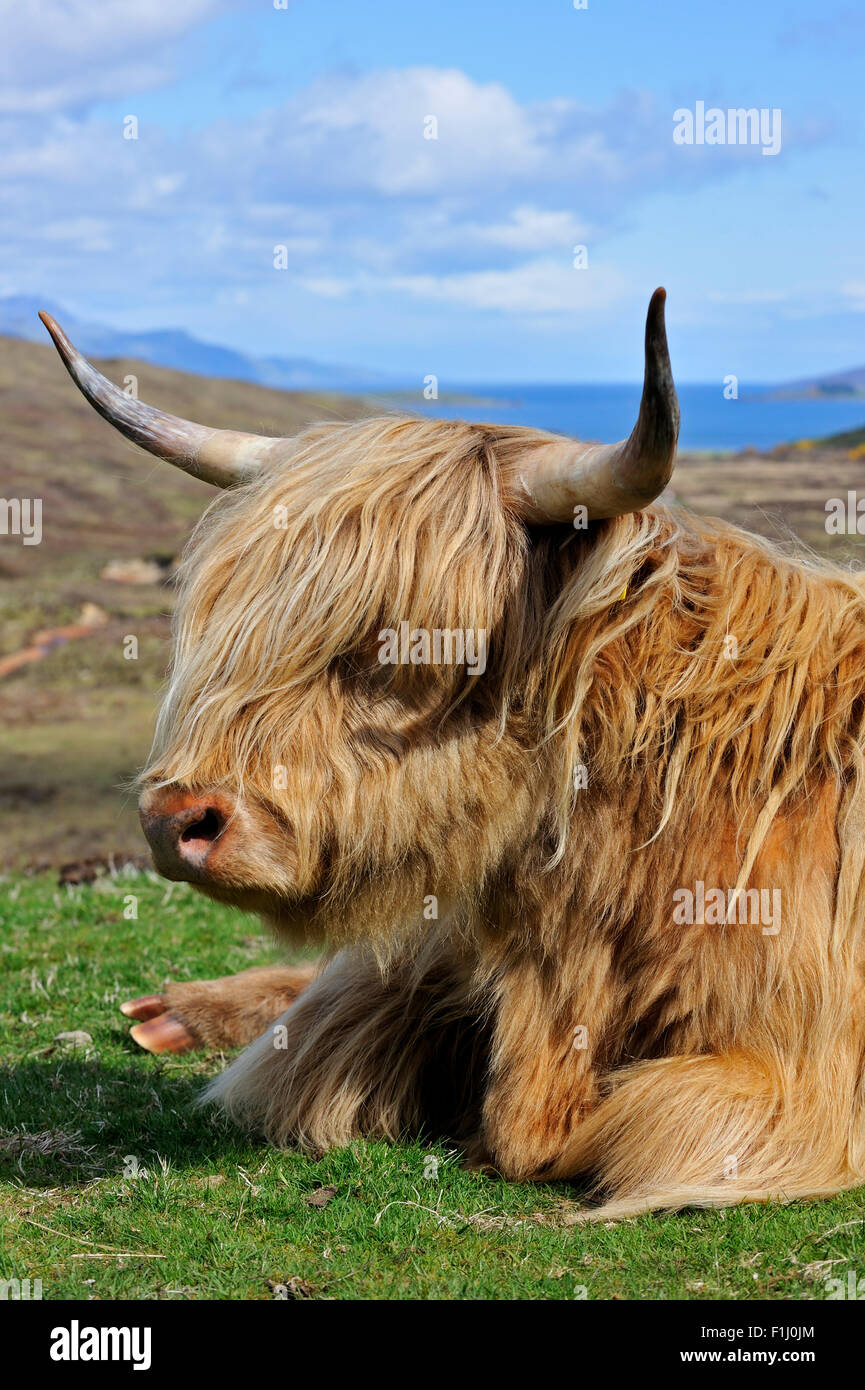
[389,384,865,452]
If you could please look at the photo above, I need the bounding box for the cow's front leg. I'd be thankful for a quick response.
[121,964,318,1054]
[207,942,488,1151]
[480,955,605,1180]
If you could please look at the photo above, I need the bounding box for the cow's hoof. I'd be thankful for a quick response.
[121,1000,199,1054]
[120,994,166,1021]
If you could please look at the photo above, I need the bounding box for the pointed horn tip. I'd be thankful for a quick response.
[38,310,67,351]
[647,287,668,332]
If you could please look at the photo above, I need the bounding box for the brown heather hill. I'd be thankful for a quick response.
[1,330,864,867]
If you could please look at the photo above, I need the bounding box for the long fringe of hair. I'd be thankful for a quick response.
[145,414,865,944]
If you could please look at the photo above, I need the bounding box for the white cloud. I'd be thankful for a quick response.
[395,261,627,315]
[291,67,542,196]
[0,52,827,339]
[204,67,686,208]
[469,207,590,253]
[302,260,627,317]
[301,277,353,300]
[0,0,234,114]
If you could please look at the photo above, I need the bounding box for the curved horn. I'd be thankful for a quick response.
[39,312,281,487]
[515,288,680,522]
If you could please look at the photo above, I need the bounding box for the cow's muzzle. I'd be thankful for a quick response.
[139,786,237,883]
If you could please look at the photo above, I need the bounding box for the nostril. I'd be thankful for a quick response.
[180,807,224,845]
[139,789,237,882]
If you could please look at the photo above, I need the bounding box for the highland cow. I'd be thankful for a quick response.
[41,292,865,1220]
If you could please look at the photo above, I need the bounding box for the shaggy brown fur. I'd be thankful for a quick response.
[133,414,865,1219]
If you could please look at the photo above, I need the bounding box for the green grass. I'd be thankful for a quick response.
[1,873,863,1301]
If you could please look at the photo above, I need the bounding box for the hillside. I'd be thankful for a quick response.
[2,332,865,869]
[772,365,865,399]
[0,295,394,392]
[809,421,865,451]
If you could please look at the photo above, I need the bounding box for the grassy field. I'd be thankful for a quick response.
[1,872,863,1301]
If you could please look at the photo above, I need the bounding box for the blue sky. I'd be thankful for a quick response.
[1,0,863,381]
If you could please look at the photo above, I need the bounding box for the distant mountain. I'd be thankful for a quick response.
[770,365,865,399]
[0,295,399,393]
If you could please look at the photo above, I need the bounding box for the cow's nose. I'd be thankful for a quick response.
[138,787,235,881]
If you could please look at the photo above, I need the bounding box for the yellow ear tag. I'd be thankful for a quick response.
[617,583,628,602]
